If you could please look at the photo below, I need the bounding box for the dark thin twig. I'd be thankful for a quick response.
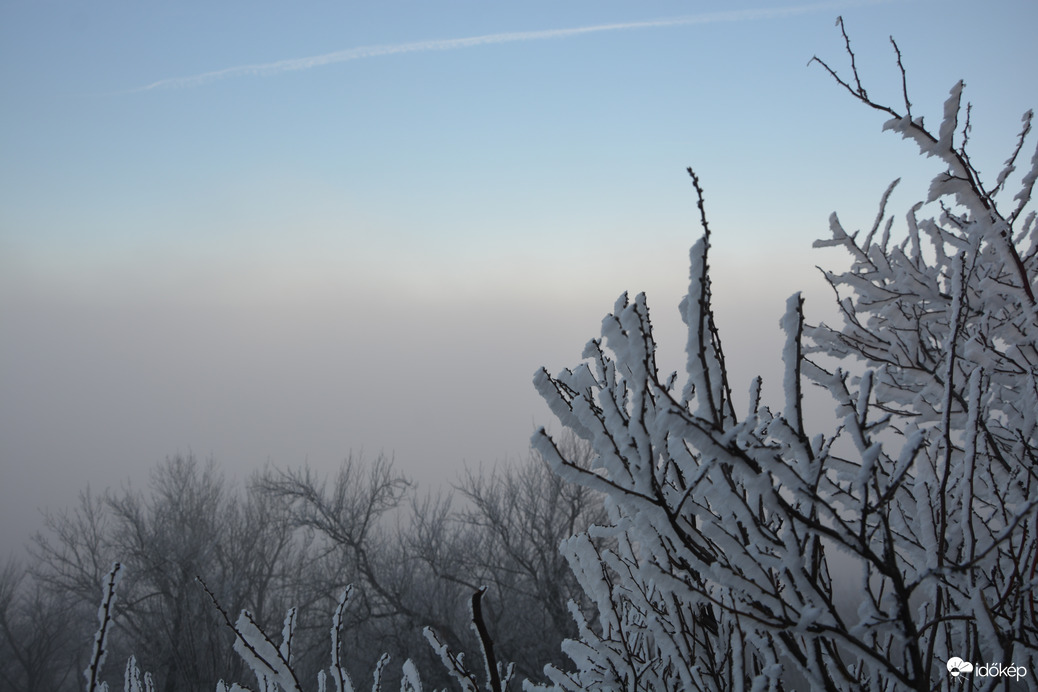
[471,587,502,692]
[837,16,867,98]
[890,37,911,118]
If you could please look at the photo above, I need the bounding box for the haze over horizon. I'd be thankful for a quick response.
[3,0,1037,556]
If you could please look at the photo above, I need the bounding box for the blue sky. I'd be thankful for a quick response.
[2,0,1036,553]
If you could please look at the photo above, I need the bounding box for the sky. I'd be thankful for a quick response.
[2,0,1037,556]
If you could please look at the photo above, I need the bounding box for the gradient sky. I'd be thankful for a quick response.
[2,0,1037,555]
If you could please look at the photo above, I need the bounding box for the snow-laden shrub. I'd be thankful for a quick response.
[530,22,1038,692]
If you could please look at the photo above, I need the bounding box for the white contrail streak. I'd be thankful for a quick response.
[136,0,893,91]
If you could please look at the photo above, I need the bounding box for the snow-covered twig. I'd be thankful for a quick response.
[84,562,122,692]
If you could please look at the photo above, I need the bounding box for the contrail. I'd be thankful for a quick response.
[136,0,893,91]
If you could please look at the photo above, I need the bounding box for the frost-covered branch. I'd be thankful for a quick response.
[810,16,1038,306]
[84,562,122,692]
